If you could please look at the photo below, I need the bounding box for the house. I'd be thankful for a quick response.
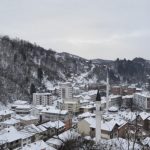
[20,115,39,126]
[80,99,90,107]
[0,127,22,150]
[11,100,29,111]
[0,118,21,130]
[80,104,95,113]
[13,105,32,116]
[19,130,33,147]
[78,117,126,139]
[23,124,43,142]
[30,105,48,118]
[122,95,133,109]
[137,112,150,131]
[41,122,57,140]
[41,107,71,130]
[46,130,80,150]
[0,109,14,122]
[78,112,95,120]
[109,95,122,108]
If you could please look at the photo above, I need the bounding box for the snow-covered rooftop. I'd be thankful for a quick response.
[13,100,29,105]
[101,138,141,150]
[41,107,68,115]
[108,106,119,112]
[84,117,126,132]
[80,104,95,109]
[15,105,31,109]
[142,137,150,147]
[0,127,22,144]
[22,140,56,150]
[0,109,14,116]
[1,118,20,125]
[42,120,65,129]
[46,129,80,148]
[78,112,95,119]
[20,115,38,121]
[139,112,150,120]
[122,95,133,99]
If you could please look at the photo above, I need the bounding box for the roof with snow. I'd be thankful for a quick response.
[1,118,20,125]
[41,107,68,115]
[21,115,38,121]
[84,117,126,132]
[46,129,80,147]
[13,100,29,105]
[108,106,119,112]
[0,109,14,116]
[0,127,22,144]
[22,140,56,150]
[42,120,65,129]
[78,112,95,119]
[139,112,150,120]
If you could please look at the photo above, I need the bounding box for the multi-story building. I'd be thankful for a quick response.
[59,82,73,100]
[111,85,136,96]
[33,93,53,106]
[133,92,150,111]
[15,105,32,116]
[41,107,72,130]
[64,98,80,114]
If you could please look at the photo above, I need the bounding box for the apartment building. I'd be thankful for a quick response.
[64,98,80,114]
[33,93,53,106]
[59,82,73,100]
[133,92,150,110]
[111,85,136,95]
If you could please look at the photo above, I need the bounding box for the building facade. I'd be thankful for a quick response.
[133,93,150,111]
[59,82,73,100]
[33,93,53,106]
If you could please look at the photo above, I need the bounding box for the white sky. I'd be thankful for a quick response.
[0,0,150,60]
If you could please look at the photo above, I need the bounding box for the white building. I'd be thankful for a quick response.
[0,110,14,122]
[41,107,72,130]
[133,92,150,110]
[64,99,80,114]
[13,105,32,116]
[41,107,69,123]
[33,93,53,106]
[0,118,21,130]
[59,82,73,100]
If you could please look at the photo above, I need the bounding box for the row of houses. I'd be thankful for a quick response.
[77,110,150,140]
[0,120,65,150]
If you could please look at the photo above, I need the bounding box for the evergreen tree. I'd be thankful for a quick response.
[37,67,43,82]
[30,83,36,95]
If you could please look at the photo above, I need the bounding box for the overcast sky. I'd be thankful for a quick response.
[0,0,150,60]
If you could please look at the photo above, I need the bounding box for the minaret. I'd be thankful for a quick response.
[96,90,101,144]
[106,67,109,112]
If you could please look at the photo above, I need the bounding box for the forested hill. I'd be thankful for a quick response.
[0,36,149,104]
